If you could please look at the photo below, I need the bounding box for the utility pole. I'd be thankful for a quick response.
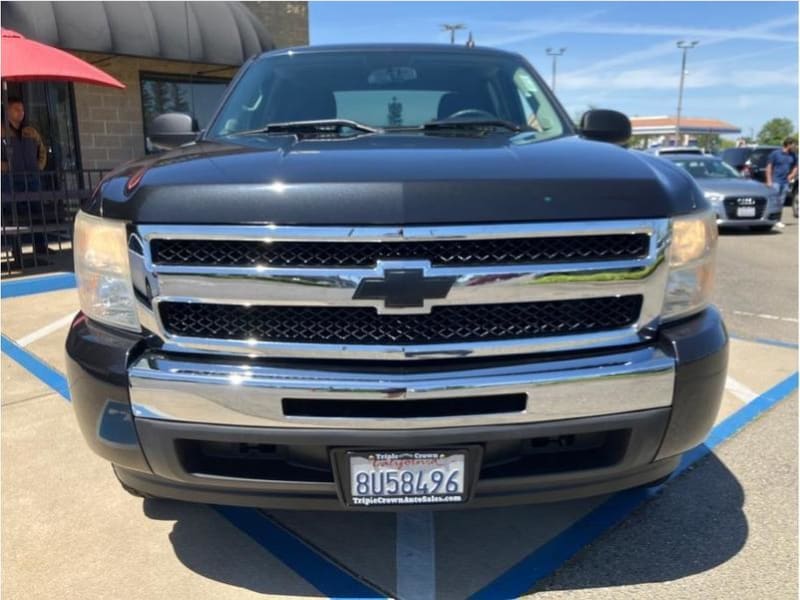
[675,40,699,146]
[545,48,566,92]
[441,23,466,44]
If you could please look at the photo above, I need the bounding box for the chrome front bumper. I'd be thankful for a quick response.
[129,346,675,430]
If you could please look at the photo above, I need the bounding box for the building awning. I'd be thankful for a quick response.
[630,116,741,136]
[0,1,275,67]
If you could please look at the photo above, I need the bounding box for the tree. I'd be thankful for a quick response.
[695,133,722,152]
[757,118,795,145]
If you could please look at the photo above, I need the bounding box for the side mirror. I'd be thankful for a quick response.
[148,112,199,150]
[579,109,631,145]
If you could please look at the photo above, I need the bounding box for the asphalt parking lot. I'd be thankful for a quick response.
[2,207,798,599]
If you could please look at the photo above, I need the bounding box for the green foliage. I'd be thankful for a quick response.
[757,118,796,145]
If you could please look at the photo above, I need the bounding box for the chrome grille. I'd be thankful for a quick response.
[159,297,643,345]
[134,220,671,360]
[150,234,650,267]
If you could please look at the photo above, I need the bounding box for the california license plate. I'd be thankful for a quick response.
[347,450,468,507]
[737,206,756,218]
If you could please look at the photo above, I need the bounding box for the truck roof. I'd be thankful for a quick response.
[260,43,521,60]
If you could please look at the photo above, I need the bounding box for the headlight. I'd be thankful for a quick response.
[74,211,140,331]
[703,191,724,203]
[662,209,717,322]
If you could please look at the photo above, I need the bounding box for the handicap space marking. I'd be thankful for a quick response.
[397,511,436,600]
[469,371,798,600]
[215,506,386,599]
[0,272,76,299]
[1,333,387,599]
[1,334,70,400]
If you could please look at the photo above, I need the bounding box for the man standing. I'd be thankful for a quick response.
[1,96,47,191]
[2,97,49,261]
[766,136,798,228]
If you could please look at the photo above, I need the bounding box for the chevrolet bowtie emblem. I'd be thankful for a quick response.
[353,268,456,310]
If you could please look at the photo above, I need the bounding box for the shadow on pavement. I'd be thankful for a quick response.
[136,454,746,599]
[142,499,326,597]
[533,453,747,594]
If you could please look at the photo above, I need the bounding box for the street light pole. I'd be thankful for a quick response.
[441,23,466,44]
[675,40,699,146]
[545,48,566,93]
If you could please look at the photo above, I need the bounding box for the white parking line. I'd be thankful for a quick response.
[396,511,436,600]
[16,313,76,347]
[725,376,759,403]
[731,310,798,323]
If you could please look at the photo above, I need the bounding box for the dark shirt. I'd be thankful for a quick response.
[1,123,46,174]
[767,148,797,185]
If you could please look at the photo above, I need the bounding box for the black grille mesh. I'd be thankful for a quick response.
[159,296,642,345]
[151,234,650,268]
[723,196,766,219]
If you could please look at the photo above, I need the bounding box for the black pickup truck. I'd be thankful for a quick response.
[66,44,727,510]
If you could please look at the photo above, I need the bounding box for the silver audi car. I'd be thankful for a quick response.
[665,154,782,231]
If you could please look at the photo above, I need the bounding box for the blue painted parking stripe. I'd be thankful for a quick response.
[0,272,76,298]
[470,371,799,600]
[215,505,385,599]
[0,334,71,400]
[1,334,384,598]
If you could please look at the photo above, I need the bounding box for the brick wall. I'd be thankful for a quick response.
[70,2,308,171]
[243,1,309,48]
[71,53,238,170]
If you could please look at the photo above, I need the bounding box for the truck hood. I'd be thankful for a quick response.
[93,133,705,224]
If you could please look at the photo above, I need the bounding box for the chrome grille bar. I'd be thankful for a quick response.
[131,219,671,360]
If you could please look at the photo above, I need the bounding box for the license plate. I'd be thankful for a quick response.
[737,206,756,218]
[348,450,467,507]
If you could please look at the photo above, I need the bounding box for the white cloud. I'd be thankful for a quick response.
[558,65,798,92]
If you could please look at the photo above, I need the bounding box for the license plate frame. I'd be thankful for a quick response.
[331,446,482,508]
[736,206,757,218]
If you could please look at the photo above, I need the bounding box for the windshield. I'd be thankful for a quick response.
[671,158,742,179]
[207,50,569,139]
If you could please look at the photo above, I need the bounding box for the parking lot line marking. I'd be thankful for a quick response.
[725,376,758,403]
[469,371,798,600]
[730,334,798,350]
[214,506,385,599]
[1,335,386,599]
[0,334,70,400]
[17,313,76,347]
[396,511,436,600]
[0,272,76,299]
[731,309,798,323]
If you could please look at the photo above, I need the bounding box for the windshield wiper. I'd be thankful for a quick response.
[232,119,380,137]
[422,118,522,132]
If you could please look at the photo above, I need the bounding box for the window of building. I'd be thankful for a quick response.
[140,73,229,152]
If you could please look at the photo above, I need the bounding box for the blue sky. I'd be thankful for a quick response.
[309,1,799,137]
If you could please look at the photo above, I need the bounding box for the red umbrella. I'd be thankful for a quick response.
[1,28,125,89]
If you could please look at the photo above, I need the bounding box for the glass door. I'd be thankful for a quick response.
[4,81,81,188]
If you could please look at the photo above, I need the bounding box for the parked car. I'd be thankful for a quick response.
[665,154,782,231]
[66,44,727,511]
[647,146,706,156]
[720,145,778,183]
